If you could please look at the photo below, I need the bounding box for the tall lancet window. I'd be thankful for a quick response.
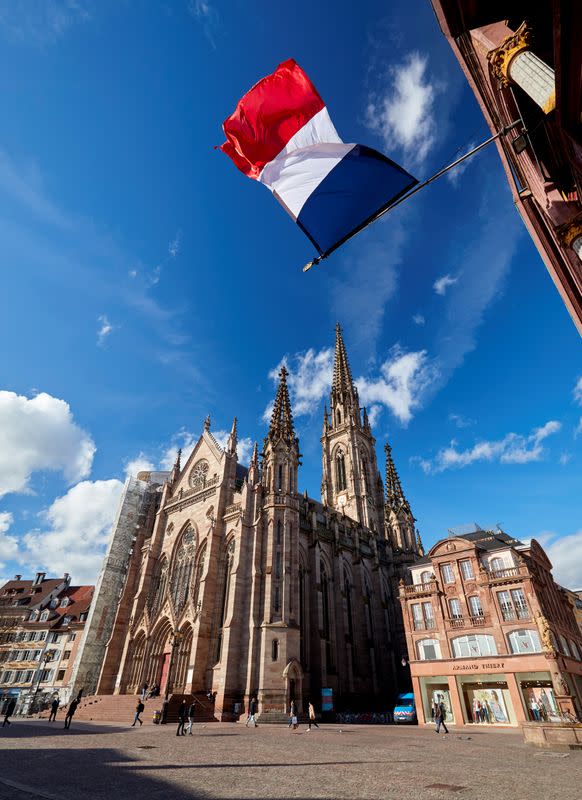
[335,450,347,492]
[170,526,197,614]
[148,557,168,615]
[192,542,207,613]
[321,562,334,670]
[216,539,235,662]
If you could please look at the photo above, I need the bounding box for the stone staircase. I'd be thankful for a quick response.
[57,693,217,725]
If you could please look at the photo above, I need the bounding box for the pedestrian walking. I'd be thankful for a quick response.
[132,700,145,727]
[245,696,258,727]
[2,698,16,727]
[48,698,59,723]
[288,700,296,729]
[176,699,187,736]
[434,700,449,734]
[186,700,196,734]
[306,701,319,731]
[64,698,79,729]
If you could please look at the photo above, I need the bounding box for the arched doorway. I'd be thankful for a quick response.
[147,618,173,695]
[282,658,304,714]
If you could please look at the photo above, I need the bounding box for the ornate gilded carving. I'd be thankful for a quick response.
[535,611,556,654]
[487,22,532,87]
[557,217,582,249]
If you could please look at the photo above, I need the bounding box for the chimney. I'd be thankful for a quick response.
[33,572,45,586]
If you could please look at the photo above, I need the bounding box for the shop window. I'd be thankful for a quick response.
[416,638,441,661]
[448,599,462,619]
[468,596,484,617]
[440,563,454,584]
[451,634,497,658]
[497,589,529,621]
[460,560,474,580]
[507,629,542,654]
[271,639,279,661]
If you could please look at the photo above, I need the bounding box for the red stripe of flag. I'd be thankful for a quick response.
[220,59,324,179]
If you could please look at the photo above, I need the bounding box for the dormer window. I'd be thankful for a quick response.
[50,598,59,609]
[40,610,49,621]
[60,598,68,608]
[62,615,72,625]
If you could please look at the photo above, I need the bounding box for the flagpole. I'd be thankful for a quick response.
[302,120,522,273]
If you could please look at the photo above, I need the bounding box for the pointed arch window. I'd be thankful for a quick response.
[364,576,374,646]
[361,458,370,494]
[321,562,334,670]
[216,539,236,662]
[336,408,342,425]
[170,525,197,614]
[148,557,168,614]
[278,464,283,491]
[192,542,207,613]
[335,450,347,492]
[299,562,307,667]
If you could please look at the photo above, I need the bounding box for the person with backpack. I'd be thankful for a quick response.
[132,700,145,727]
[434,699,449,734]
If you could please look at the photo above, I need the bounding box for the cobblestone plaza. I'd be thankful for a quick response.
[1,720,580,800]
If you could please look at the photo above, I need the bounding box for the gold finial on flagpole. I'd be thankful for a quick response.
[303,255,322,273]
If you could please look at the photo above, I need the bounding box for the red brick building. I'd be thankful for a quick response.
[399,528,582,726]
[430,1,582,334]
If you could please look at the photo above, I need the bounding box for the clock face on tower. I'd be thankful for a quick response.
[189,459,209,488]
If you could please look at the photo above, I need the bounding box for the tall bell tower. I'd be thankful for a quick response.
[321,324,384,532]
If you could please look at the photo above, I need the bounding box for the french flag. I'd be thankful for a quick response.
[220,59,417,259]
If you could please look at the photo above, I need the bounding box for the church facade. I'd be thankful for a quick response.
[94,326,422,719]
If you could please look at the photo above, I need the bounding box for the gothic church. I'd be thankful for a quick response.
[95,325,422,718]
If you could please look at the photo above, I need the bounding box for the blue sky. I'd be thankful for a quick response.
[0,0,580,587]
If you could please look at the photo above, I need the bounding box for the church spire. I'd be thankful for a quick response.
[268,366,295,443]
[332,322,358,401]
[171,447,182,483]
[227,416,238,455]
[384,441,410,513]
[248,441,259,484]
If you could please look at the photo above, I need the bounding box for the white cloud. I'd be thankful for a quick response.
[575,417,582,438]
[0,512,18,569]
[412,313,425,326]
[124,453,155,478]
[543,530,582,589]
[357,347,438,425]
[366,52,438,167]
[559,452,572,465]
[264,348,334,421]
[128,269,138,279]
[97,314,116,345]
[188,0,219,48]
[168,232,181,258]
[367,404,382,428]
[0,391,95,498]
[433,273,459,295]
[446,141,478,186]
[448,413,474,429]
[22,478,124,584]
[0,0,92,46]
[418,419,562,473]
[212,430,254,465]
[574,376,582,406]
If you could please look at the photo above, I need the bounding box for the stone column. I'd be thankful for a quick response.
[411,675,425,724]
[447,676,465,726]
[487,23,555,114]
[506,673,527,723]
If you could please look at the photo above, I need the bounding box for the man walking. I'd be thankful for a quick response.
[48,698,59,723]
[288,700,297,729]
[186,699,196,734]
[176,699,187,736]
[434,700,449,734]
[245,696,258,727]
[64,697,79,730]
[132,700,145,727]
[306,701,319,731]
[2,698,16,727]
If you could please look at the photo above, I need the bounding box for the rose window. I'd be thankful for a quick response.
[189,459,209,488]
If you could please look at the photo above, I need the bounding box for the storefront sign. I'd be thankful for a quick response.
[452,662,505,671]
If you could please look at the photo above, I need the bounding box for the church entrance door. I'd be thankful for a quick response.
[159,652,171,695]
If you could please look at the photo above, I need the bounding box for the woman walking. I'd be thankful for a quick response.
[306,702,319,731]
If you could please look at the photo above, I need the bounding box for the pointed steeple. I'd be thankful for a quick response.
[332,323,358,401]
[248,441,259,484]
[362,406,370,432]
[171,447,182,483]
[384,441,411,513]
[204,414,211,432]
[267,366,295,443]
[416,529,424,557]
[227,416,238,455]
[322,404,330,434]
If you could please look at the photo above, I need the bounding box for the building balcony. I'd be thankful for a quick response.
[480,565,529,584]
[445,614,491,629]
[404,581,437,596]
